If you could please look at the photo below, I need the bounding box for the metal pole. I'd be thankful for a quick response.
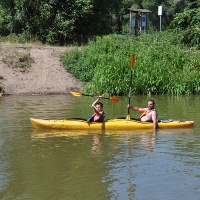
[129,10,132,35]
[160,15,162,32]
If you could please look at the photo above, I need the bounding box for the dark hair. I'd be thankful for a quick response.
[96,102,103,107]
[148,100,155,105]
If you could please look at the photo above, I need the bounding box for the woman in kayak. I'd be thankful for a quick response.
[87,96,106,122]
[127,100,158,130]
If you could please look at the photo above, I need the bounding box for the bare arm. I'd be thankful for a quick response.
[91,96,102,114]
[91,97,101,108]
[151,111,158,130]
[127,104,147,112]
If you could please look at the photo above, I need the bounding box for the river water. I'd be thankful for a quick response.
[0,94,200,200]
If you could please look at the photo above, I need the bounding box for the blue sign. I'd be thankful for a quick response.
[131,15,135,26]
[142,15,146,27]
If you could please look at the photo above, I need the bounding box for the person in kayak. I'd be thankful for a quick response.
[127,100,158,129]
[87,96,105,122]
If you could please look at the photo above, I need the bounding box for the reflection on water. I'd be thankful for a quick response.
[31,128,91,138]
[0,95,200,200]
[91,135,103,155]
[31,128,155,138]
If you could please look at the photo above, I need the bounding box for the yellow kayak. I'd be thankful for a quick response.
[30,118,194,130]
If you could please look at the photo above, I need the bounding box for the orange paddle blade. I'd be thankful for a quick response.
[110,96,119,103]
[130,53,136,69]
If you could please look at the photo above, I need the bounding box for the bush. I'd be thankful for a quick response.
[62,32,200,95]
[169,8,200,49]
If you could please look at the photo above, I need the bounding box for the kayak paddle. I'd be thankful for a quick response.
[126,53,136,120]
[70,91,119,103]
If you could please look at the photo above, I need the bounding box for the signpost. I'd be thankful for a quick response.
[158,6,162,32]
[129,8,151,36]
[130,12,136,35]
[141,15,146,34]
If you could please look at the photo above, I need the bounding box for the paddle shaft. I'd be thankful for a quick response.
[127,53,135,115]
[128,69,133,114]
[82,94,110,100]
[70,91,119,103]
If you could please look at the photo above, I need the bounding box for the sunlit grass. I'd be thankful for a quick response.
[0,33,44,46]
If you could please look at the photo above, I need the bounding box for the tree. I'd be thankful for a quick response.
[0,0,95,44]
[0,0,190,44]
[169,1,200,48]
[188,0,200,9]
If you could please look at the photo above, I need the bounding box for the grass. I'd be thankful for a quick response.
[0,33,43,46]
[2,50,34,72]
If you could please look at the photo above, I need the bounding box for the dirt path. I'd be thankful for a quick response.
[0,45,83,95]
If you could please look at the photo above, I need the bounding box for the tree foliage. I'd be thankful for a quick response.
[0,0,195,45]
[169,0,200,48]
[0,0,95,44]
[188,0,200,9]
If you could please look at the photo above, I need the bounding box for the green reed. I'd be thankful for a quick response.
[62,32,200,95]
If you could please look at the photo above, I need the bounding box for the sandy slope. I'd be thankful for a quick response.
[0,45,83,95]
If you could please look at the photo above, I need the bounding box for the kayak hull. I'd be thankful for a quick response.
[30,118,194,130]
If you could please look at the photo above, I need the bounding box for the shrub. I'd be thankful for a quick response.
[62,32,200,95]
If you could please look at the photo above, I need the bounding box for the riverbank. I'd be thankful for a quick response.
[0,45,83,95]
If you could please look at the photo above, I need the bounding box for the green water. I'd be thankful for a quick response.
[0,95,200,200]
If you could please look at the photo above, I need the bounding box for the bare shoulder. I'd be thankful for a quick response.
[151,110,157,114]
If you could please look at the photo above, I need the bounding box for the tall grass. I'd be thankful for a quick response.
[62,32,200,95]
[0,34,43,45]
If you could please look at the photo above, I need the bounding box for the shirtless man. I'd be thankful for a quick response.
[127,100,158,130]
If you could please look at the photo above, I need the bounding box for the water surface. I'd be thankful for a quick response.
[0,95,199,200]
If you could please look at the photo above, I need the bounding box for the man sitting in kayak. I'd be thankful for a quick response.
[127,100,158,129]
[87,96,105,122]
